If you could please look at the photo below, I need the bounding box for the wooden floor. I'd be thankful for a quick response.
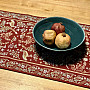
[0,0,90,90]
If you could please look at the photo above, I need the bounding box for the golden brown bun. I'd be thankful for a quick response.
[55,33,71,49]
[42,30,56,45]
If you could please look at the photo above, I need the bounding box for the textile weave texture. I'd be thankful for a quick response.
[0,10,90,88]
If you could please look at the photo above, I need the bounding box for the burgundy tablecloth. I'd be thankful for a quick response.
[0,10,90,88]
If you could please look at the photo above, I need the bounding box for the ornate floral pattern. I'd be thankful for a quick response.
[0,10,90,88]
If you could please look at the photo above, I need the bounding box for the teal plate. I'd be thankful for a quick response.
[33,17,85,51]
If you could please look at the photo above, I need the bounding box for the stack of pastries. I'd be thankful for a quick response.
[42,23,71,49]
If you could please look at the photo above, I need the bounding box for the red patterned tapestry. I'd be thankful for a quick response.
[0,10,90,88]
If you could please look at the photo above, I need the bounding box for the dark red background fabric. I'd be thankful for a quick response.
[0,10,90,88]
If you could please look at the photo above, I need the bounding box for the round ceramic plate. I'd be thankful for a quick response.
[33,17,85,51]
